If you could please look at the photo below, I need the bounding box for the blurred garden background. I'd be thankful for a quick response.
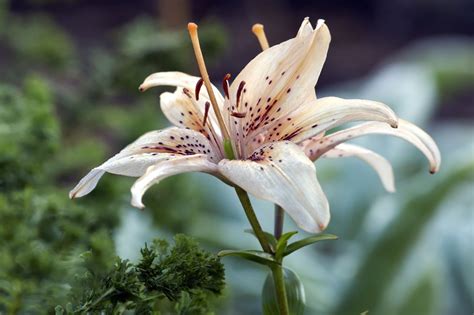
[0,0,473,314]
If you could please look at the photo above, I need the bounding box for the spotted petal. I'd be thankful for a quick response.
[321,143,395,192]
[218,141,329,233]
[160,88,223,154]
[245,97,398,154]
[307,119,441,173]
[227,19,330,149]
[69,127,218,199]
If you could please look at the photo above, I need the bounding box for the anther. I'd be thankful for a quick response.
[203,101,211,126]
[222,73,231,99]
[195,78,204,101]
[236,81,246,109]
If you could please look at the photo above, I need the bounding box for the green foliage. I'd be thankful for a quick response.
[0,76,59,191]
[0,0,7,34]
[334,161,474,314]
[63,235,225,314]
[137,235,225,301]
[0,76,120,313]
[0,189,117,313]
[4,14,75,71]
[110,16,227,92]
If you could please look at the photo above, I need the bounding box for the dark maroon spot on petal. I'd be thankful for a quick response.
[231,111,247,118]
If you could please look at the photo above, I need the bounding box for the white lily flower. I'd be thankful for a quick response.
[70,18,440,233]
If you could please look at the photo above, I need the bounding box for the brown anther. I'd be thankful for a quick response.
[231,111,247,118]
[236,81,246,108]
[203,101,211,126]
[195,78,204,101]
[222,73,231,99]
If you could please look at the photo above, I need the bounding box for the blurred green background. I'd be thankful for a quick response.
[0,0,473,314]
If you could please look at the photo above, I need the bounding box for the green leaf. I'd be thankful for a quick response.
[275,231,298,261]
[284,234,338,257]
[244,229,277,251]
[334,161,474,314]
[218,249,278,267]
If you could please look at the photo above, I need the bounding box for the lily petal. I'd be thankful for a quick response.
[246,96,398,153]
[228,19,330,148]
[306,119,441,173]
[218,141,329,233]
[160,88,223,152]
[139,71,224,105]
[131,154,218,208]
[69,127,218,199]
[321,143,395,192]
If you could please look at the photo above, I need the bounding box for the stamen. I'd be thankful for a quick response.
[222,73,231,99]
[195,78,204,101]
[236,81,246,109]
[231,111,247,118]
[251,23,270,50]
[188,22,231,141]
[203,101,211,126]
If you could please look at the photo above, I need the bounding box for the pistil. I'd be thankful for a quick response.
[252,24,270,50]
[188,22,231,142]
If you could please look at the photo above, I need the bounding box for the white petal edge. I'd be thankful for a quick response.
[139,71,224,105]
[288,97,399,143]
[218,141,330,233]
[131,154,218,208]
[322,143,395,192]
[310,119,441,174]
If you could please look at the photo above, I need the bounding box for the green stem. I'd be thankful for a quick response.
[271,264,290,315]
[274,205,284,240]
[234,186,272,253]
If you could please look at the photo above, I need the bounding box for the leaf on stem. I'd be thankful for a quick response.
[275,231,298,261]
[218,249,278,267]
[244,229,278,251]
[284,234,338,257]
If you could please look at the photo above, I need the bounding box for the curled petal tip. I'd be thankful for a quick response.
[131,198,145,210]
[391,120,399,128]
[138,85,145,92]
[318,222,327,231]
[69,191,76,199]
